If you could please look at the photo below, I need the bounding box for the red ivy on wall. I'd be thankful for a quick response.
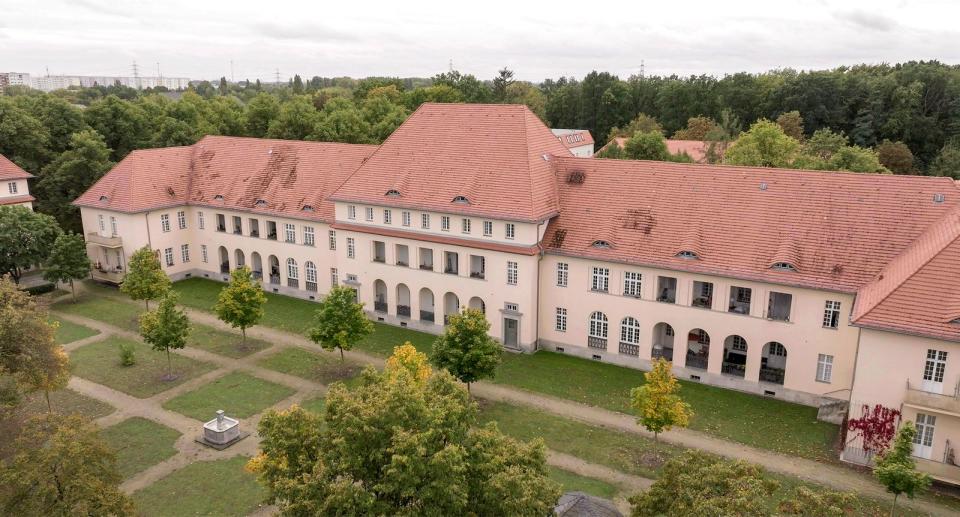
[847,404,901,456]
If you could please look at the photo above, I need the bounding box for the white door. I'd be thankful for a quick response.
[921,349,948,394]
[912,413,936,460]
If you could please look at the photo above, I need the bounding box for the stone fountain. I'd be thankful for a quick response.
[197,410,246,449]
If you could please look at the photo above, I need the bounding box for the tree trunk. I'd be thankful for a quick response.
[145,299,150,310]
[45,389,52,413]
[339,347,344,362]
[70,279,77,303]
[890,493,898,517]
[654,431,659,442]
[467,382,471,394]
[166,348,172,378]
[241,327,247,346]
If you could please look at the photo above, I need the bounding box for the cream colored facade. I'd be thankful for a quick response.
[1,177,33,208]
[845,329,960,483]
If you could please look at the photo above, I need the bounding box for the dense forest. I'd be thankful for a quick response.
[1,60,958,233]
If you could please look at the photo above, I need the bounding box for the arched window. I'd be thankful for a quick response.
[452,195,470,204]
[591,240,611,249]
[620,317,641,344]
[302,205,314,212]
[286,258,299,279]
[304,261,317,283]
[771,262,796,271]
[385,189,401,197]
[676,250,698,259]
[589,311,608,338]
[255,199,267,207]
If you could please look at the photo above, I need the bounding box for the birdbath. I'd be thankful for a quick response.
[203,410,240,446]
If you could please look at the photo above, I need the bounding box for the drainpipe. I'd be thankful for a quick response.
[144,211,154,249]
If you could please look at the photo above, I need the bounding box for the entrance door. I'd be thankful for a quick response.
[503,318,519,349]
[922,349,948,394]
[912,413,936,459]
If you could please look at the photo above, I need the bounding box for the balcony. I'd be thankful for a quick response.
[397,305,411,318]
[420,310,435,323]
[374,301,388,313]
[905,380,960,415]
[374,256,386,264]
[686,354,708,370]
[619,342,639,356]
[915,456,960,484]
[759,367,785,384]
[86,232,123,248]
[91,267,124,284]
[587,336,607,350]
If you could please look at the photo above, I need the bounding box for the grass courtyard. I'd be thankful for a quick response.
[131,456,267,517]
[162,372,295,421]
[99,417,182,478]
[258,347,364,385]
[52,318,100,344]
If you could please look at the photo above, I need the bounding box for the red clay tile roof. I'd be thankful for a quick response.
[74,136,377,222]
[0,194,35,206]
[553,129,595,150]
[329,103,570,223]
[544,156,960,294]
[852,205,960,341]
[597,138,719,163]
[0,154,33,180]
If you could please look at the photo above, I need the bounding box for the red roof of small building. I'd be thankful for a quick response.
[0,194,35,206]
[0,154,34,180]
[554,129,595,150]
[329,103,570,223]
[74,136,377,222]
[544,156,960,294]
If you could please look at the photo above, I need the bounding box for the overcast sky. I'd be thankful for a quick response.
[2,0,958,82]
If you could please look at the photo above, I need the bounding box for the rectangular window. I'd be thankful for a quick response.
[816,354,833,383]
[216,214,226,232]
[233,216,242,234]
[556,262,568,287]
[507,261,518,285]
[7,182,17,194]
[330,268,339,287]
[328,230,336,250]
[303,226,315,246]
[348,205,356,220]
[384,209,392,224]
[421,213,430,229]
[923,349,948,383]
[505,223,515,240]
[177,210,187,229]
[657,276,677,303]
[249,218,259,237]
[347,237,355,259]
[692,281,713,308]
[483,221,493,236]
[623,271,642,297]
[462,218,471,234]
[914,414,936,449]
[160,214,171,232]
[555,307,567,332]
[505,302,519,312]
[729,286,752,314]
[201,244,208,263]
[98,215,105,232]
[110,216,118,236]
[823,300,841,328]
[197,211,205,229]
[402,211,411,227]
[164,247,174,267]
[365,207,374,221]
[180,244,190,263]
[591,267,609,292]
[374,241,387,263]
[767,291,793,321]
[284,223,296,243]
[441,216,450,231]
[444,251,459,274]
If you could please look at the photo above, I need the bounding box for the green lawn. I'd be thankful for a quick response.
[132,456,267,517]
[258,347,363,385]
[167,277,838,461]
[162,372,295,421]
[1,389,116,457]
[547,466,619,499]
[188,323,272,358]
[70,336,216,398]
[52,318,100,344]
[54,293,144,332]
[300,395,326,415]
[99,417,181,479]
[494,351,838,462]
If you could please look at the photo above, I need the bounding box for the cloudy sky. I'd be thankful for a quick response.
[2,0,958,82]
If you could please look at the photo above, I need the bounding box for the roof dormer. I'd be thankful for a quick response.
[452,195,470,205]
[591,240,612,249]
[385,189,401,197]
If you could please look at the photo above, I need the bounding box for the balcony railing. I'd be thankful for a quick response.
[220,263,230,274]
[722,362,746,377]
[420,310,435,323]
[905,380,960,415]
[759,367,785,385]
[397,305,411,318]
[587,336,607,350]
[692,296,713,309]
[85,232,123,248]
[287,278,299,289]
[652,346,673,361]
[91,268,124,284]
[252,270,263,280]
[306,281,317,292]
[374,301,388,313]
[619,342,639,356]
[686,354,708,370]
[269,274,280,285]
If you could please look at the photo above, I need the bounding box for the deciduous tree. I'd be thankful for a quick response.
[36,129,114,232]
[929,142,960,180]
[876,140,914,174]
[724,119,801,168]
[672,116,719,140]
[307,285,373,361]
[874,421,931,515]
[139,291,190,380]
[776,110,805,140]
[0,414,135,516]
[42,233,90,302]
[778,486,857,516]
[430,308,502,393]
[630,358,693,442]
[214,266,266,347]
[623,130,670,161]
[121,245,171,309]
[0,205,62,284]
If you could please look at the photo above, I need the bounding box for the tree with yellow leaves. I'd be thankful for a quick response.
[385,342,431,386]
[630,358,693,442]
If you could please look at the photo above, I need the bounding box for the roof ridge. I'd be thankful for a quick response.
[520,108,537,220]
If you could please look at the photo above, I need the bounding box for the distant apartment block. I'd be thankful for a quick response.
[27,75,191,92]
[0,72,31,88]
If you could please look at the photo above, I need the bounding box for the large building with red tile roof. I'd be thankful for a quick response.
[75,103,960,481]
[0,154,35,209]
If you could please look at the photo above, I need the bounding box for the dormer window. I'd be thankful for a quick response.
[386,189,401,197]
[301,205,314,212]
[213,194,224,201]
[591,240,611,249]
[98,195,109,202]
[452,195,470,205]
[255,199,267,207]
[676,251,698,260]
[771,262,797,272]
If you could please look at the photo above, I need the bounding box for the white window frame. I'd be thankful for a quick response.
[589,312,608,338]
[303,226,315,247]
[620,317,641,344]
[384,209,392,224]
[177,210,187,230]
[348,205,357,220]
[623,271,642,297]
[556,262,568,287]
[110,216,118,236]
[7,182,17,194]
[330,267,339,287]
[347,237,355,259]
[441,216,450,231]
[160,214,171,232]
[462,218,471,234]
[923,349,948,383]
[505,223,515,240]
[180,244,190,263]
[816,354,833,383]
[483,221,493,236]
[305,261,317,284]
[421,213,430,229]
[201,244,208,263]
[365,207,374,221]
[284,223,296,243]
[402,211,411,227]
[164,247,174,267]
[98,215,105,232]
[555,307,567,332]
[328,230,336,250]
[286,258,299,280]
[823,300,841,328]
[507,261,518,285]
[197,211,205,229]
[591,267,609,292]
[731,335,747,352]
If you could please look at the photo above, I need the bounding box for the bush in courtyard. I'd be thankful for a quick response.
[119,342,136,367]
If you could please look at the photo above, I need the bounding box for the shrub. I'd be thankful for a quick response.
[119,343,136,367]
